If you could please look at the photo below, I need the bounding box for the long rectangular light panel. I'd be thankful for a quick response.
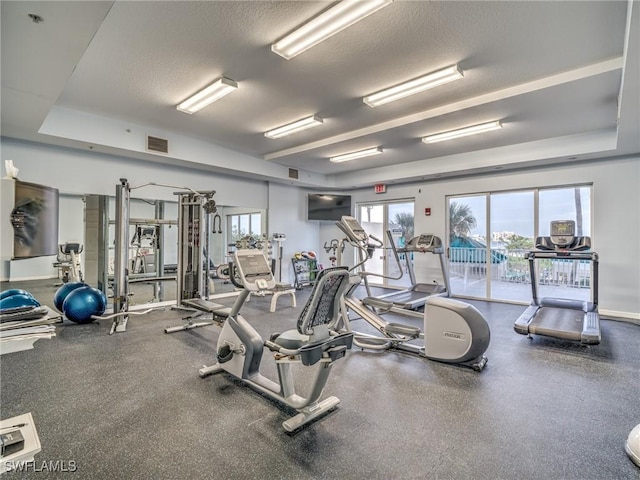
[330,147,383,163]
[264,115,324,139]
[177,77,238,114]
[364,65,463,107]
[272,0,393,60]
[422,121,503,144]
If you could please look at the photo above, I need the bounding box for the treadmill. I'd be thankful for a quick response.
[362,233,451,313]
[514,220,600,345]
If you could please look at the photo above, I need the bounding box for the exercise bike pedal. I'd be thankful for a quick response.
[217,344,234,364]
[384,322,420,339]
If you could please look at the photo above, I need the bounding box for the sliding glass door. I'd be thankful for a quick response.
[448,195,487,298]
[490,191,534,302]
[538,186,592,302]
[357,200,414,288]
[447,185,592,303]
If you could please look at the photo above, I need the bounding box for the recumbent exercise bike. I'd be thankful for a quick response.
[199,249,357,432]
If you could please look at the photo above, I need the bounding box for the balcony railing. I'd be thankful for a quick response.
[449,247,592,289]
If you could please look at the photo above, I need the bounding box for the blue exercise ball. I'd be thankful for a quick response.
[62,286,107,324]
[0,289,33,301]
[0,294,40,311]
[53,281,87,312]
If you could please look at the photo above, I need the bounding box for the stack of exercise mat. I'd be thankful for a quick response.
[0,289,61,355]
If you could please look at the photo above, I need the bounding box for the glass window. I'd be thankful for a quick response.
[356,202,414,287]
[538,186,591,302]
[490,191,534,301]
[250,213,261,237]
[229,212,262,243]
[239,215,249,238]
[448,195,487,298]
[539,186,591,236]
[447,184,592,303]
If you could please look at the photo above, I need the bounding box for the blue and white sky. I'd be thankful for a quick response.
[359,187,592,239]
[455,187,591,238]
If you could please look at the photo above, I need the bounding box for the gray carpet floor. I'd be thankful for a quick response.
[1,279,639,479]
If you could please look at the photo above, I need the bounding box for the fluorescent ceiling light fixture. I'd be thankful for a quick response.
[422,121,503,144]
[330,147,383,163]
[364,64,464,107]
[265,115,324,139]
[177,77,238,114]
[271,0,393,60]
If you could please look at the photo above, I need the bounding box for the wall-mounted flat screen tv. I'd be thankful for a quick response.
[307,194,351,221]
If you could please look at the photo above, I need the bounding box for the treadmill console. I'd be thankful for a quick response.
[339,216,368,243]
[405,234,443,252]
[549,220,575,247]
[233,250,276,291]
[536,220,591,251]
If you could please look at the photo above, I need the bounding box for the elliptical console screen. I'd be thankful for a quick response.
[340,216,368,242]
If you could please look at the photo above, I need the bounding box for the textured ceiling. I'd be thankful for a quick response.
[1,1,638,187]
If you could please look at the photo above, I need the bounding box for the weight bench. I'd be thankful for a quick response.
[247,283,297,312]
[164,297,235,333]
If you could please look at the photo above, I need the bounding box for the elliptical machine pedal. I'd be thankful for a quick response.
[384,322,421,339]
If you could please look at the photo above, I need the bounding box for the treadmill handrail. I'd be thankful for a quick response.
[527,250,598,261]
[527,248,599,308]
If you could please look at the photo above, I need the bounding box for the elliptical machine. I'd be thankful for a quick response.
[336,216,490,372]
[199,249,356,432]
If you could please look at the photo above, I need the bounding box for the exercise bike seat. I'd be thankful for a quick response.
[267,267,356,365]
[269,331,354,366]
[297,333,353,366]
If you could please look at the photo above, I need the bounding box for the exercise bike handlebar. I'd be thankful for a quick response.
[264,339,299,356]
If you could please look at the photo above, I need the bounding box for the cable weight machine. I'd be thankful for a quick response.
[112,178,222,334]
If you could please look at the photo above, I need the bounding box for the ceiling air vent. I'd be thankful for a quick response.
[146,135,168,154]
[288,168,299,180]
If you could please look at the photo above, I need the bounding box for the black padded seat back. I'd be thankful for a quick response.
[61,242,82,254]
[297,267,350,336]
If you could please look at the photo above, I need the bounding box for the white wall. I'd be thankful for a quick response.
[267,183,320,285]
[0,138,268,205]
[1,137,269,280]
[317,211,354,269]
[347,156,640,320]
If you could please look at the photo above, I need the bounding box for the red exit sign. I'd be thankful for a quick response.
[374,184,386,194]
